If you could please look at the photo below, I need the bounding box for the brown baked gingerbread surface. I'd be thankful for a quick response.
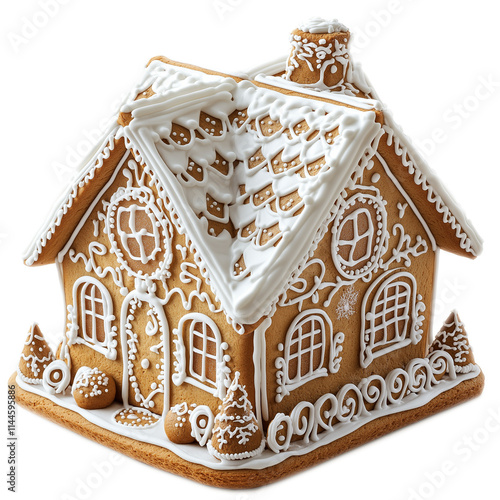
[10,371,484,488]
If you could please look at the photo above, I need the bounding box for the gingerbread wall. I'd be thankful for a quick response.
[263,139,437,422]
[60,149,256,418]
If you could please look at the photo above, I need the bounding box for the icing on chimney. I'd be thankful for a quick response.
[285,18,352,91]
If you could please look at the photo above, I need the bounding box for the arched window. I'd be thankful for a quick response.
[287,314,325,382]
[172,314,230,399]
[189,320,218,387]
[360,270,425,368]
[275,310,331,402]
[70,277,117,360]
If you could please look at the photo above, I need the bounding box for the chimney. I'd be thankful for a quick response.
[284,18,351,90]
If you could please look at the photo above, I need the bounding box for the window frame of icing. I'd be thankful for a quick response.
[172,313,230,399]
[331,189,388,281]
[67,276,118,360]
[104,163,173,282]
[360,269,425,368]
[116,203,163,265]
[275,309,332,403]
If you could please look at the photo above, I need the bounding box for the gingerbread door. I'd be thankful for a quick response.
[120,286,169,416]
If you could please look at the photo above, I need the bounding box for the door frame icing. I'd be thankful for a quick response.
[120,278,170,418]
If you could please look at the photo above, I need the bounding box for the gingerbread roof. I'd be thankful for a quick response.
[24,57,482,328]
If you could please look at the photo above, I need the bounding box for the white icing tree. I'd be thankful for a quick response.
[18,323,55,384]
[208,371,263,460]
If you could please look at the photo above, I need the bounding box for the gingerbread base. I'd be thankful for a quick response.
[9,371,484,488]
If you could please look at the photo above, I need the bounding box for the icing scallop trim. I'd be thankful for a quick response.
[16,356,481,471]
[382,119,482,257]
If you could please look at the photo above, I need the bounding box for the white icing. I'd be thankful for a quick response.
[336,285,358,319]
[58,150,131,264]
[253,317,272,423]
[17,323,54,384]
[17,353,481,470]
[114,407,159,428]
[329,331,344,374]
[24,125,120,266]
[430,311,475,374]
[331,189,389,279]
[267,349,468,454]
[42,360,71,395]
[299,18,349,34]
[73,366,111,398]
[244,56,287,80]
[67,276,118,360]
[360,269,426,368]
[254,59,378,100]
[209,372,263,460]
[120,282,168,414]
[118,60,382,326]
[277,170,432,316]
[104,162,174,280]
[382,122,482,256]
[275,309,331,402]
[172,313,231,399]
[189,405,214,446]
[257,59,481,258]
[24,58,480,333]
[207,439,265,461]
[284,29,355,93]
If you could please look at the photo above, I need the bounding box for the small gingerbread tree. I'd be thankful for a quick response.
[430,311,476,373]
[18,323,55,384]
[209,372,263,460]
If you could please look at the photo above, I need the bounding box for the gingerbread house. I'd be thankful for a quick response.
[14,18,484,487]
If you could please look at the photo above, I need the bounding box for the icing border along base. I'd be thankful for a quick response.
[11,358,483,480]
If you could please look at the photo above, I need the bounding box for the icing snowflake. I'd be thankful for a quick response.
[336,285,358,319]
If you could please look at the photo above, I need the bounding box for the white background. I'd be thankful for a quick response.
[1,1,499,499]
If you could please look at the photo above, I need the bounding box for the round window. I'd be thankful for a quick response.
[331,192,388,279]
[107,188,172,280]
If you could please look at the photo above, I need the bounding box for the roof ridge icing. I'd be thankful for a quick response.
[120,59,382,326]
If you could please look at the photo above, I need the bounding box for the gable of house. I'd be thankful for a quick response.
[58,149,256,415]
